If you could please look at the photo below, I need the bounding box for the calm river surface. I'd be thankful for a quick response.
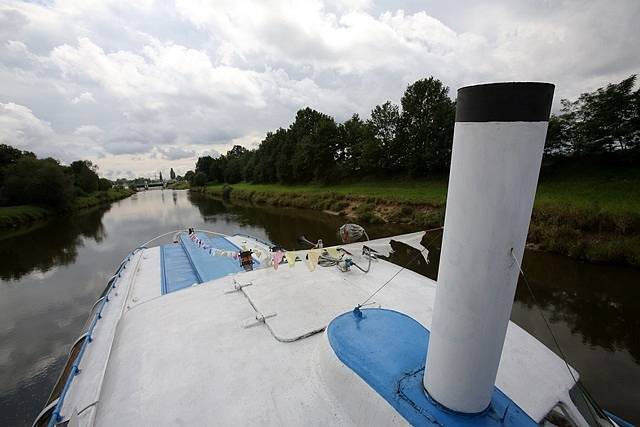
[1,190,638,426]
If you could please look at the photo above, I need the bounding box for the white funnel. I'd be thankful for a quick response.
[423,82,554,413]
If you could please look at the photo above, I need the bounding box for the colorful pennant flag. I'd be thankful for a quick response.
[325,247,340,258]
[306,249,320,272]
[285,251,296,267]
[272,251,284,270]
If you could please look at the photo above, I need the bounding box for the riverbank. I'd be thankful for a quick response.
[193,168,640,267]
[167,181,190,189]
[0,188,135,229]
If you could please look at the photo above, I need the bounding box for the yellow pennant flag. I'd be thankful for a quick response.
[306,249,320,272]
[325,247,340,258]
[285,251,297,268]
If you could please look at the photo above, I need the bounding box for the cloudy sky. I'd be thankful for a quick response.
[0,0,638,179]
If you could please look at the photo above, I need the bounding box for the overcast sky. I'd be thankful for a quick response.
[0,0,638,179]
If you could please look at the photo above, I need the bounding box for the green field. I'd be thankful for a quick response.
[213,180,449,205]
[535,167,640,215]
[202,166,640,216]
[196,167,640,266]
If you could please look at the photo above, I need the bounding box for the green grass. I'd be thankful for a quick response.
[204,165,640,216]
[0,205,51,228]
[74,188,135,210]
[205,179,449,205]
[535,167,640,215]
[196,167,640,266]
[167,181,190,189]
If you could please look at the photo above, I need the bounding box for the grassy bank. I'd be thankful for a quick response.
[0,205,51,228]
[167,181,190,190]
[73,187,135,210]
[194,168,640,267]
[0,188,135,229]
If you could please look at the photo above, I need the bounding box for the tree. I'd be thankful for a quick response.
[98,178,112,191]
[195,156,214,179]
[288,107,340,183]
[399,77,456,176]
[556,74,639,156]
[159,171,163,181]
[544,114,571,157]
[366,102,401,174]
[2,157,74,210]
[209,157,227,183]
[337,114,372,177]
[0,144,35,187]
[192,171,207,186]
[69,160,100,194]
[223,145,249,184]
[170,168,176,180]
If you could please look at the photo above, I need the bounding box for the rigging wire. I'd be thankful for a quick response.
[510,248,580,387]
[356,226,443,308]
[510,249,610,424]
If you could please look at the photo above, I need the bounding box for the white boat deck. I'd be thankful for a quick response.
[56,238,579,426]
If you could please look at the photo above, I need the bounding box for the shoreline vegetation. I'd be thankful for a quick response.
[0,144,136,231]
[0,187,135,229]
[184,74,639,268]
[192,164,640,267]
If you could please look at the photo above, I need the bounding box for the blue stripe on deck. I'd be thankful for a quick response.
[160,243,201,294]
[327,309,537,427]
[160,233,259,294]
[179,234,244,282]
[199,234,242,252]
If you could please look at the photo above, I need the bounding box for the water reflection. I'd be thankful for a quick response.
[0,208,108,281]
[511,251,640,420]
[0,190,638,426]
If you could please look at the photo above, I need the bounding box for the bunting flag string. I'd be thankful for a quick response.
[186,231,364,273]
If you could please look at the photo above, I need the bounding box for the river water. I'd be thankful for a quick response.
[1,190,638,426]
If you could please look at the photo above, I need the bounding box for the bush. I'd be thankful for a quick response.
[412,209,444,228]
[401,205,414,215]
[192,172,207,186]
[1,157,74,210]
[358,211,384,224]
[69,160,100,193]
[332,200,350,211]
[98,178,112,191]
[222,184,233,200]
[355,203,375,215]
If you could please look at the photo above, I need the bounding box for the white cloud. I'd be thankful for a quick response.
[0,102,61,160]
[71,91,95,104]
[0,0,638,178]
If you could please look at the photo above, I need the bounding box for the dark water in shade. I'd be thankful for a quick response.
[0,190,638,426]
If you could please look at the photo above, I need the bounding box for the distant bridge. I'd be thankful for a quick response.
[135,180,173,190]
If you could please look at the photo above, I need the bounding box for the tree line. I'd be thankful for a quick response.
[0,145,112,210]
[191,74,639,186]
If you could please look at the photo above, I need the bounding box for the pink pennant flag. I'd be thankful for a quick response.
[273,251,284,270]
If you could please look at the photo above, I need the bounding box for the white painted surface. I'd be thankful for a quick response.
[59,250,142,424]
[56,233,581,426]
[125,247,161,309]
[424,121,548,413]
[240,266,369,341]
